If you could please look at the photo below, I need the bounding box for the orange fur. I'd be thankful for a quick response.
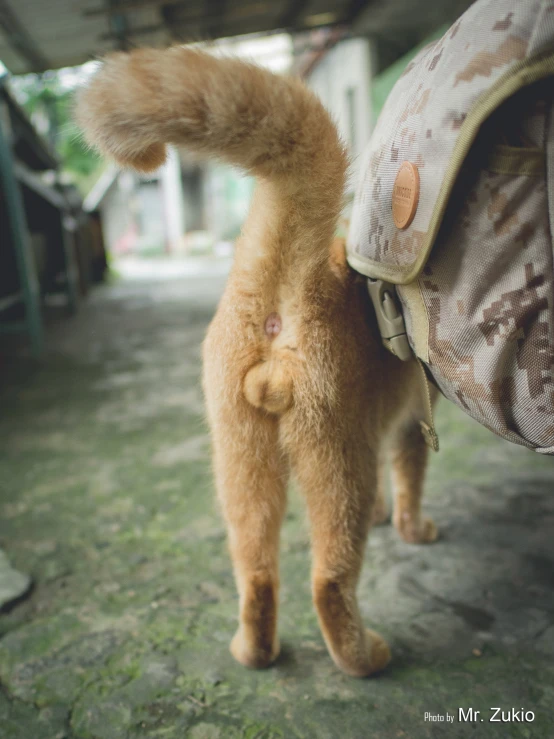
[76,47,438,677]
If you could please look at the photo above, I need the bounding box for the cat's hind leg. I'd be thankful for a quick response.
[371,454,389,526]
[208,398,288,669]
[292,429,390,677]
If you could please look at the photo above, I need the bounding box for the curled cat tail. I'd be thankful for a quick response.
[76,47,347,197]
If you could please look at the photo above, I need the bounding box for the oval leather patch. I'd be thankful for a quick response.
[392,161,420,230]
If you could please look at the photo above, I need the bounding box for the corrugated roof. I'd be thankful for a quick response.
[0,0,363,74]
[0,0,474,75]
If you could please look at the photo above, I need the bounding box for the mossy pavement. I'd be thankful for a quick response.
[1,260,554,739]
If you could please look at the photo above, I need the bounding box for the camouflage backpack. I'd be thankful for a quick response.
[347,0,554,454]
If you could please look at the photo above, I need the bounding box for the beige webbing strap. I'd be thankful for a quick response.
[380,341,439,452]
[415,357,439,452]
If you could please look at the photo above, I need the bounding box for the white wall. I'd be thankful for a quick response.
[99,174,166,255]
[160,146,185,252]
[136,181,166,252]
[203,163,254,243]
[99,179,134,255]
[306,38,374,194]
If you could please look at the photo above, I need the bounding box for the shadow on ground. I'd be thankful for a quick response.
[1,264,553,738]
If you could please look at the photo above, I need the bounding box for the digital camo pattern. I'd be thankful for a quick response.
[420,103,554,452]
[347,0,554,453]
[347,0,554,277]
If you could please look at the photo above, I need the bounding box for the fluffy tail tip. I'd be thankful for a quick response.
[112,142,167,173]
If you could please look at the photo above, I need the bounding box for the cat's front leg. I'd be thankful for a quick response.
[391,415,438,545]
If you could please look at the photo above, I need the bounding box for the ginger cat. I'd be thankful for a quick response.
[76,47,438,678]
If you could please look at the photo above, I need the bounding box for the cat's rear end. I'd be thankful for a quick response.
[77,47,349,417]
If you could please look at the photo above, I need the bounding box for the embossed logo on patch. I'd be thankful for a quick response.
[392,161,420,230]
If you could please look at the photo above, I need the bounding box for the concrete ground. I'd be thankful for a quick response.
[1,259,554,739]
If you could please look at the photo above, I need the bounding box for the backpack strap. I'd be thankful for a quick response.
[367,278,439,452]
[415,357,440,453]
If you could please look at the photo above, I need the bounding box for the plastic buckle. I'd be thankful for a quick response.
[367,278,412,361]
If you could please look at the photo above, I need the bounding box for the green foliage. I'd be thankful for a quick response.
[9,68,101,187]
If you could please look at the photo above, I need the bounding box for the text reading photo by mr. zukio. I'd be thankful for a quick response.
[425,707,536,724]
